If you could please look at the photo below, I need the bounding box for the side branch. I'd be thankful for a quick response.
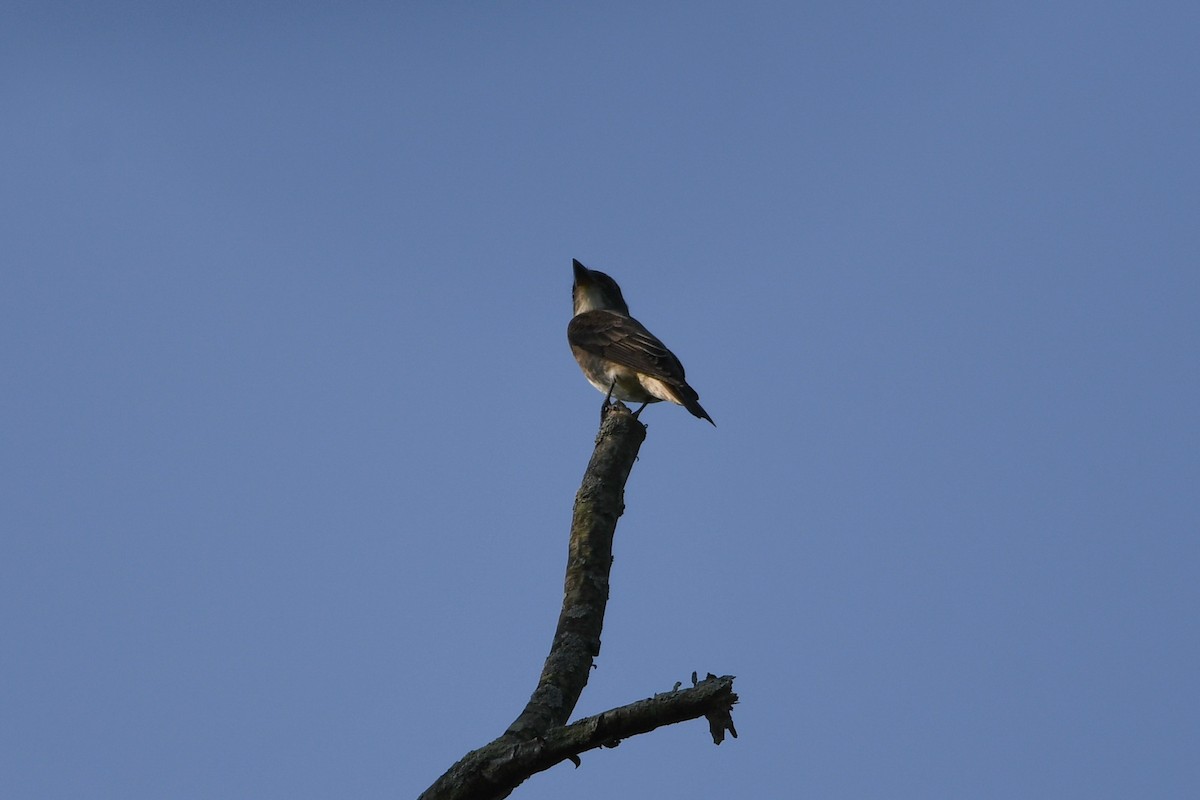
[546,672,739,757]
[420,675,737,800]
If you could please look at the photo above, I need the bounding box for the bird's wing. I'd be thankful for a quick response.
[568,310,688,382]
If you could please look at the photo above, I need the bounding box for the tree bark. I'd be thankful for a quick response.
[418,404,737,800]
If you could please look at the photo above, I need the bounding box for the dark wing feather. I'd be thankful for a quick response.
[567,310,688,382]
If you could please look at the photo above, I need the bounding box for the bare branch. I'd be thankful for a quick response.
[417,405,738,799]
[421,674,738,800]
[503,403,646,741]
[419,675,738,800]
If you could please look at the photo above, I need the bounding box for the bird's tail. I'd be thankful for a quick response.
[671,381,715,426]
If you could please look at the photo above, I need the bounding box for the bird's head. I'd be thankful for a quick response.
[572,259,630,316]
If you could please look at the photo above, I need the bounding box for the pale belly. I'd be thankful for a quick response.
[572,348,675,405]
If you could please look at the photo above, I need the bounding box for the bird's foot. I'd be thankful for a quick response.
[600,379,620,422]
[602,397,640,424]
[600,397,616,423]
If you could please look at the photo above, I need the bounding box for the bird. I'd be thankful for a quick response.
[568,259,714,425]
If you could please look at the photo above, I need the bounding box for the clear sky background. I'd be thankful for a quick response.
[3,2,1197,798]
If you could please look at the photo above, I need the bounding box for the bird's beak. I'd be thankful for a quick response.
[572,259,591,285]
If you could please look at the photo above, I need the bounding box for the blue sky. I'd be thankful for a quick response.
[3,2,1197,798]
